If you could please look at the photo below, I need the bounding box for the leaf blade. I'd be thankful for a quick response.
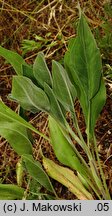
[70,15,102,99]
[33,52,52,87]
[0,46,27,75]
[64,14,105,134]
[11,76,50,113]
[0,101,49,142]
[0,121,32,155]
[43,158,93,200]
[0,184,24,200]
[22,154,54,193]
[44,83,66,126]
[52,60,76,111]
[49,116,89,177]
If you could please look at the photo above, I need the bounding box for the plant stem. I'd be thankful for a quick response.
[86,101,106,198]
[66,123,89,158]
[72,110,88,151]
[93,134,111,200]
[63,126,102,198]
[67,118,102,199]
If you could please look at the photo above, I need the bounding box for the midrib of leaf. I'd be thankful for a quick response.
[79,21,90,100]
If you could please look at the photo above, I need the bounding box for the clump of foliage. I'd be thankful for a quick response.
[0,12,111,200]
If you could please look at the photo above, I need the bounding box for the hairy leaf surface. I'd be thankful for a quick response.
[33,52,52,87]
[44,83,65,126]
[52,60,76,111]
[11,76,50,113]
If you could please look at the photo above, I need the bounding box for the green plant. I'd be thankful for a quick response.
[0,12,111,200]
[21,39,42,55]
[21,33,58,55]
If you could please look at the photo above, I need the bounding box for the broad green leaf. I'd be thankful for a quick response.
[0,121,32,155]
[44,83,66,126]
[0,101,32,155]
[0,184,24,200]
[49,116,89,177]
[43,158,93,200]
[11,76,50,113]
[22,154,54,193]
[64,14,104,134]
[52,60,76,111]
[0,46,27,75]
[69,14,102,99]
[33,52,52,88]
[0,101,49,141]
[0,101,32,127]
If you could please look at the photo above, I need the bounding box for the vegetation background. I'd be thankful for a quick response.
[0,0,112,199]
